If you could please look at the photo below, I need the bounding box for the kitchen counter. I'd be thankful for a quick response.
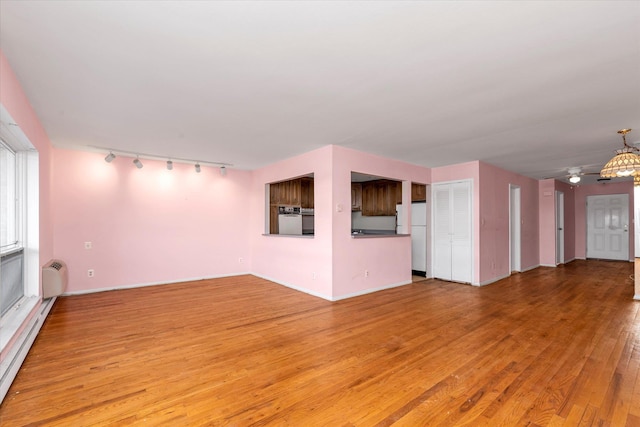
[351,229,409,238]
[262,234,314,238]
[352,233,409,239]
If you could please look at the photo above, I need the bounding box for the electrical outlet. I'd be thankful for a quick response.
[312,272,316,280]
[365,270,369,278]
[87,269,95,278]
[238,257,244,264]
[85,241,92,250]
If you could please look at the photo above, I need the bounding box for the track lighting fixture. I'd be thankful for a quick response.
[94,146,232,172]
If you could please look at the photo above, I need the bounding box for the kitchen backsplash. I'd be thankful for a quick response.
[351,211,396,231]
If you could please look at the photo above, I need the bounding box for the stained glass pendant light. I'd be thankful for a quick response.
[600,129,640,178]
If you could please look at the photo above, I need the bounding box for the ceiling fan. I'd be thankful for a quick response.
[560,167,605,184]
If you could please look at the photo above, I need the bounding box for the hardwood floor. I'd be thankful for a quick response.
[1,260,638,426]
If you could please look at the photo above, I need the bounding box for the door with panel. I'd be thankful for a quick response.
[432,180,472,283]
[450,181,472,283]
[433,185,452,280]
[587,194,629,261]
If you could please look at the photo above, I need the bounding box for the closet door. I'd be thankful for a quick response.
[451,181,472,283]
[432,180,472,283]
[433,185,452,280]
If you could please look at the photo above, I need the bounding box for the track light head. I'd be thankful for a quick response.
[105,152,116,163]
[220,166,227,176]
[166,160,173,170]
[195,163,201,173]
[133,157,143,169]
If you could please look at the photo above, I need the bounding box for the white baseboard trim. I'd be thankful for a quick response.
[331,280,412,301]
[477,273,511,287]
[540,263,557,267]
[1,297,56,404]
[634,294,640,301]
[251,273,333,301]
[252,274,413,302]
[62,272,251,296]
[520,264,540,273]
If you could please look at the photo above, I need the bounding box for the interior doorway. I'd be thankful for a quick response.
[509,185,521,273]
[556,191,564,265]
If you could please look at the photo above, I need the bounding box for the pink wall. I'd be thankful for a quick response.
[331,146,429,299]
[574,181,634,260]
[538,179,556,266]
[0,50,54,362]
[478,162,539,283]
[250,146,335,299]
[250,145,430,300]
[431,161,540,285]
[52,149,252,292]
[0,50,54,272]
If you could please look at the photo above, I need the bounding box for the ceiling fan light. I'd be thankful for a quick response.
[569,175,581,184]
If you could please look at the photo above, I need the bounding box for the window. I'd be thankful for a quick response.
[351,172,402,235]
[0,109,40,351]
[265,174,314,235]
[1,140,17,249]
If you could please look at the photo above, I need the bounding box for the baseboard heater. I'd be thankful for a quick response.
[0,259,67,403]
[0,297,56,403]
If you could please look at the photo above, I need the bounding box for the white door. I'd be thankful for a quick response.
[451,182,472,282]
[556,191,564,265]
[411,202,427,273]
[510,185,521,272]
[432,181,472,283]
[587,194,629,261]
[433,186,452,280]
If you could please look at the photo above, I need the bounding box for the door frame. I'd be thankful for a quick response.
[509,185,521,273]
[556,191,564,265]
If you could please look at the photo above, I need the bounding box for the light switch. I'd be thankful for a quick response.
[85,241,92,250]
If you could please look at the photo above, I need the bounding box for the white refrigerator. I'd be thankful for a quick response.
[397,202,427,274]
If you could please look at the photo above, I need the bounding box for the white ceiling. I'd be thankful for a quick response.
[1,1,639,183]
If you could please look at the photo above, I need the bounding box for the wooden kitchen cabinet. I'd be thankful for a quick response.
[411,183,427,202]
[269,205,279,234]
[301,178,314,208]
[289,179,301,206]
[271,179,301,206]
[351,183,362,211]
[361,180,398,216]
[270,182,280,204]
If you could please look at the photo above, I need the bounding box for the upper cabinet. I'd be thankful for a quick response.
[270,177,313,207]
[411,183,427,202]
[361,180,399,216]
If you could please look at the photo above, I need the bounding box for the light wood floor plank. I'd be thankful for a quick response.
[1,261,639,426]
